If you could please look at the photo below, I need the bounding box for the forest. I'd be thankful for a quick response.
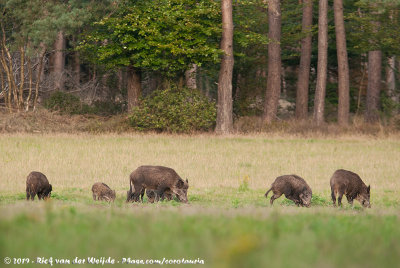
[1,2,400,267]
[0,0,399,133]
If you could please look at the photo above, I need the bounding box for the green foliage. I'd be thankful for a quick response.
[0,0,113,54]
[80,0,221,76]
[90,101,125,116]
[44,91,87,115]
[380,91,400,118]
[347,1,400,55]
[311,194,331,206]
[129,86,216,133]
[44,91,123,115]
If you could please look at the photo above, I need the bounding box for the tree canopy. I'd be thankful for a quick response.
[80,0,222,77]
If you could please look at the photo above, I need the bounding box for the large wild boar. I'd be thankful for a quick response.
[264,175,312,207]
[126,166,189,203]
[330,169,371,208]
[92,182,116,202]
[26,171,52,200]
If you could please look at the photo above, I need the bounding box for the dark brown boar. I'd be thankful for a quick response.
[264,175,312,207]
[92,182,116,202]
[126,166,189,203]
[146,189,174,203]
[26,171,52,200]
[330,169,371,208]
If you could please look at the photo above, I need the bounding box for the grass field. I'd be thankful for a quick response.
[1,133,400,267]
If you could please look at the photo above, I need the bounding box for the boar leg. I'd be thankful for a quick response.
[337,185,346,206]
[331,189,337,206]
[132,185,143,202]
[337,191,345,206]
[155,185,169,202]
[286,194,300,206]
[270,192,282,205]
[346,195,353,206]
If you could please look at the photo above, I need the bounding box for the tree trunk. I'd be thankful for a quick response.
[185,64,197,89]
[333,0,350,126]
[117,68,125,92]
[19,46,25,108]
[127,66,142,112]
[0,64,7,112]
[295,0,313,120]
[215,0,234,134]
[205,75,210,99]
[73,51,80,86]
[386,56,397,102]
[53,31,65,91]
[25,57,32,111]
[365,50,382,123]
[263,0,282,123]
[313,0,328,125]
[33,45,46,111]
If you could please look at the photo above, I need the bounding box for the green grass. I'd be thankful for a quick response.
[1,134,400,267]
[1,202,400,268]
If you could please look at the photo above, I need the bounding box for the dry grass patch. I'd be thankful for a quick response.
[1,133,399,207]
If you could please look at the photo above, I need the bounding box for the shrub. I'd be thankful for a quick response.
[90,101,124,116]
[44,91,124,115]
[44,91,87,115]
[129,86,216,133]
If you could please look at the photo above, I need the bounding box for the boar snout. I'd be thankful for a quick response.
[362,200,371,208]
[178,195,189,203]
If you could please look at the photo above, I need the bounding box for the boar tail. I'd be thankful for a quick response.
[264,188,272,199]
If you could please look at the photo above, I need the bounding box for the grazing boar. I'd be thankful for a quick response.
[92,182,116,202]
[330,169,371,208]
[264,175,312,207]
[146,189,174,203]
[26,171,52,200]
[126,166,189,203]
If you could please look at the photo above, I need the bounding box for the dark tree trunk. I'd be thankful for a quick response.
[313,0,328,125]
[127,66,142,112]
[215,0,234,134]
[263,0,282,123]
[365,50,382,123]
[73,51,80,86]
[53,31,65,91]
[334,0,350,126]
[295,0,313,120]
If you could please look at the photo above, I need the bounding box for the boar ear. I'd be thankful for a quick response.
[176,179,184,188]
[186,179,188,184]
[367,185,370,193]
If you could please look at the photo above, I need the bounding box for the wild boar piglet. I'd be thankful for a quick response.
[265,175,312,207]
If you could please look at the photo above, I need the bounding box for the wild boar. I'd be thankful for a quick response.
[146,189,174,203]
[26,171,52,200]
[126,165,189,203]
[92,182,116,202]
[264,175,312,207]
[330,169,371,208]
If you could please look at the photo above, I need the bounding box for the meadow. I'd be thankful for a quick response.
[1,133,400,267]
